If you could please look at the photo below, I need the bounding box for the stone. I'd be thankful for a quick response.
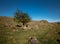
[29,36,38,44]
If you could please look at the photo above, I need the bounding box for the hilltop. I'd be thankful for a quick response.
[0,16,60,44]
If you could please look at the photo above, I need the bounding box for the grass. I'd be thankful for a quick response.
[0,22,60,44]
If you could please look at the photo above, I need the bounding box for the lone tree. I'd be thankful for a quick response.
[14,9,31,25]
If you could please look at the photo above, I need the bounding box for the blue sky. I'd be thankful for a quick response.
[0,0,60,22]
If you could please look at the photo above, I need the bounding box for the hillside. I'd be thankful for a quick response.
[0,16,60,44]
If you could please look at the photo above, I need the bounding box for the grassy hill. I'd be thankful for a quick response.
[0,16,60,44]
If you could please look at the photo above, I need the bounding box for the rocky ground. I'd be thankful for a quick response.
[0,16,60,44]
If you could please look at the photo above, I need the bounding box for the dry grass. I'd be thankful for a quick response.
[0,16,60,44]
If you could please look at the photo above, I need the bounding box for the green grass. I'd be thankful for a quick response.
[0,23,60,44]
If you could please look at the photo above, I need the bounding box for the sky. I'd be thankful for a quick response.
[0,0,60,22]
